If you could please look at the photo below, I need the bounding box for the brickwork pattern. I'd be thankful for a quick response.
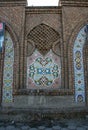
[62,6,88,90]
[0,0,88,105]
[24,9,64,93]
[0,1,26,104]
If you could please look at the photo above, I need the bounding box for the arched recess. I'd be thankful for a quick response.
[26,23,63,90]
[68,23,88,103]
[0,20,19,105]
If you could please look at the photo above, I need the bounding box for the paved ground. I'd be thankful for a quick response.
[0,118,88,130]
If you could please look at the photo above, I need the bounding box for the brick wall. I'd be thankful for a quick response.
[61,6,88,100]
[0,0,88,106]
[0,0,26,104]
[24,7,66,93]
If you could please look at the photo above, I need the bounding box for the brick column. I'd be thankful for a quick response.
[19,8,26,89]
[83,43,88,105]
[0,54,2,104]
[0,53,4,104]
[64,46,69,89]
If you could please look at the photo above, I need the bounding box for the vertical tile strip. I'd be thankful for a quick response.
[2,31,14,103]
[73,26,86,102]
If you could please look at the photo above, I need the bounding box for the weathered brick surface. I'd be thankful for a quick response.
[0,1,26,104]
[0,0,88,106]
[62,6,88,95]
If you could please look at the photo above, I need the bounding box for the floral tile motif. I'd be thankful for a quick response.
[2,31,14,103]
[27,50,61,89]
[73,25,87,102]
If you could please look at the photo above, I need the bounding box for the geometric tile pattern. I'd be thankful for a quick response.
[73,25,87,103]
[28,23,59,55]
[2,30,14,103]
[29,57,59,86]
[27,50,61,89]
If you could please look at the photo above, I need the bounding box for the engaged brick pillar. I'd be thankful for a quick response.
[0,54,2,104]
[0,53,4,104]
[84,42,88,105]
[19,8,26,89]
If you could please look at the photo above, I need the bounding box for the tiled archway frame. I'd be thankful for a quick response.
[68,22,88,103]
[0,19,19,105]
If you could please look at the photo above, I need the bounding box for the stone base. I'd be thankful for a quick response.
[0,95,87,122]
[13,95,85,109]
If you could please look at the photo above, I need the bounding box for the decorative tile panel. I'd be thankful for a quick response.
[2,31,14,103]
[27,50,61,89]
[73,25,87,102]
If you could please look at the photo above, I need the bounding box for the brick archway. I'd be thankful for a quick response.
[0,21,19,106]
[68,22,88,104]
[26,23,63,91]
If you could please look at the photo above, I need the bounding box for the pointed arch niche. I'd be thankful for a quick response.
[73,25,88,103]
[0,21,19,105]
[26,24,62,90]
